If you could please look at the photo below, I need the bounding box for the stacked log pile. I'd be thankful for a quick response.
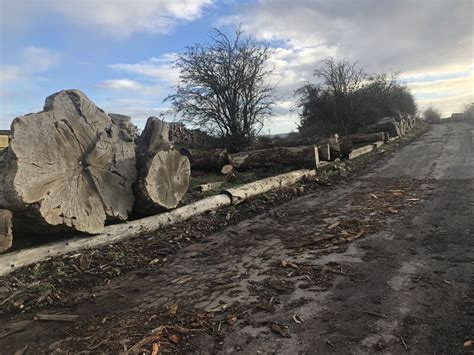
[0,91,417,254]
[0,90,191,251]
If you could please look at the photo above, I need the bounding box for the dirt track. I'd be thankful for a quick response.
[0,122,473,354]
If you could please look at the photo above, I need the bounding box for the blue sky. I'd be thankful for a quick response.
[1,0,472,133]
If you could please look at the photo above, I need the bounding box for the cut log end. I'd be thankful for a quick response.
[141,150,191,210]
[0,90,137,234]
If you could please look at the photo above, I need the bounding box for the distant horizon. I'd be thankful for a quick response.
[1,0,472,134]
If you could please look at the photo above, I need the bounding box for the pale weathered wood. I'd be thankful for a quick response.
[372,141,384,149]
[194,181,224,193]
[0,194,232,275]
[36,314,79,322]
[228,146,319,171]
[0,209,13,253]
[348,132,388,145]
[348,144,375,159]
[135,117,191,214]
[0,90,136,234]
[224,169,316,204]
[180,148,228,171]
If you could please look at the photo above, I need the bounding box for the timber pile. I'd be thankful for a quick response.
[0,90,137,234]
[0,90,193,252]
[134,117,191,215]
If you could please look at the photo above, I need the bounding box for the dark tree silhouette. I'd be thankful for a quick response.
[166,28,275,150]
[296,58,416,137]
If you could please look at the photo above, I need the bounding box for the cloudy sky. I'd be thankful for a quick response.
[0,0,472,133]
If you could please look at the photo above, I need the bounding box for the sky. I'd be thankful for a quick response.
[0,0,472,134]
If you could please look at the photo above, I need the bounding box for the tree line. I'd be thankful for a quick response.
[165,28,463,150]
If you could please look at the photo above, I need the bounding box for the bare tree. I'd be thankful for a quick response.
[297,58,416,136]
[166,28,275,150]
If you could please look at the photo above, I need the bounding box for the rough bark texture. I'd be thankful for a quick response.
[361,117,401,137]
[348,132,388,145]
[0,209,13,253]
[135,117,190,214]
[317,144,331,161]
[109,113,138,141]
[0,90,137,234]
[317,138,341,161]
[180,148,228,171]
[337,136,354,158]
[228,146,319,171]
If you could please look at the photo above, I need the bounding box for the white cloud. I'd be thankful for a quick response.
[220,0,473,121]
[0,46,61,84]
[109,54,180,84]
[97,79,145,91]
[2,0,213,37]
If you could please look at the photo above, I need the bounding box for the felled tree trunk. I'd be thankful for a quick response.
[317,138,341,161]
[361,117,401,137]
[0,90,137,234]
[228,145,319,171]
[347,132,388,145]
[134,117,190,215]
[0,209,13,253]
[180,148,228,171]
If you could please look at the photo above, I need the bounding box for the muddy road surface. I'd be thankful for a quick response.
[1,121,473,354]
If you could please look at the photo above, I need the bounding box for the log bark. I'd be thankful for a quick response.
[361,117,401,137]
[0,90,137,234]
[228,146,319,171]
[180,148,228,171]
[317,144,331,161]
[0,209,13,253]
[317,138,341,160]
[135,117,190,214]
[347,132,388,145]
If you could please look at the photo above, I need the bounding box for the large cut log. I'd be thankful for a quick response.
[109,113,138,141]
[361,117,401,137]
[135,117,190,214]
[228,146,319,171]
[0,209,13,253]
[347,132,388,145]
[180,148,228,171]
[0,90,137,234]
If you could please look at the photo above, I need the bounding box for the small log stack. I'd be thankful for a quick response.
[134,117,191,215]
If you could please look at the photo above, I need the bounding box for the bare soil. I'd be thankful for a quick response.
[0,122,472,354]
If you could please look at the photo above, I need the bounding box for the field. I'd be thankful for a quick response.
[0,135,8,149]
